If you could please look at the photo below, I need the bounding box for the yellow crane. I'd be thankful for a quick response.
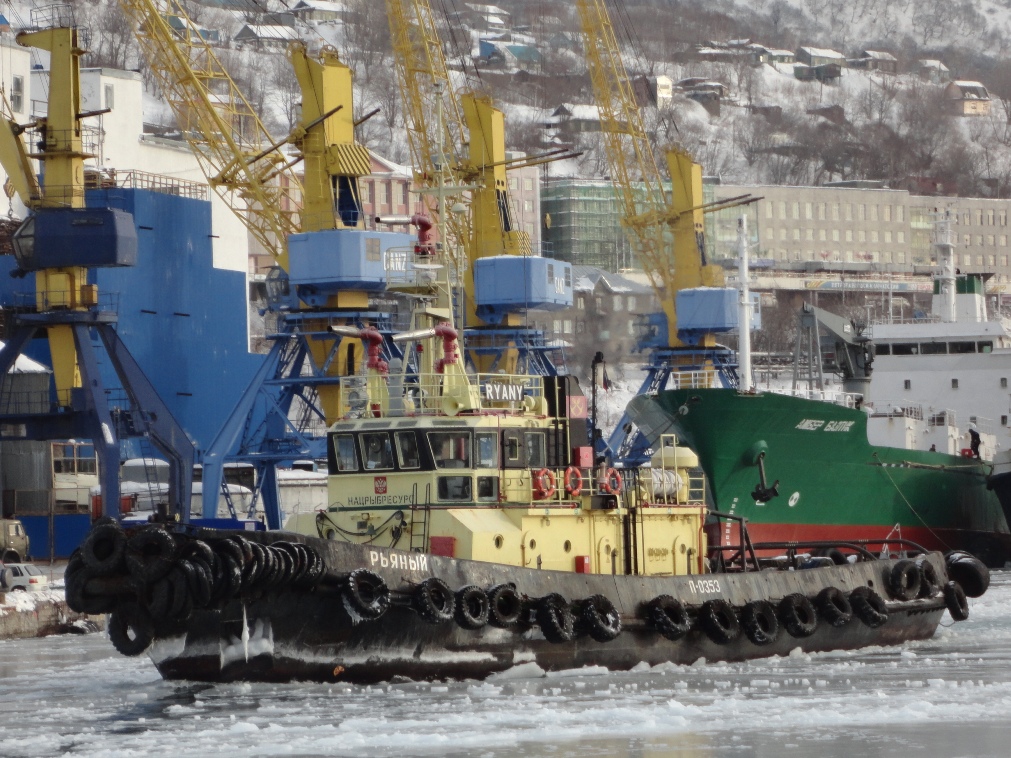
[386,0,574,373]
[575,0,726,347]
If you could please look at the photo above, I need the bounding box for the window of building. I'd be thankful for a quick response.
[832,229,840,242]
[628,320,636,335]
[627,296,636,310]
[792,202,799,219]
[1001,377,1007,388]
[1002,237,1008,247]
[832,203,840,220]
[976,236,984,247]
[377,183,387,205]
[563,320,573,334]
[765,227,774,240]
[524,177,534,191]
[779,228,787,241]
[401,184,409,206]
[977,254,984,265]
[870,205,878,221]
[819,229,827,241]
[1001,211,1008,225]
[817,203,826,220]
[904,379,911,390]
[11,75,23,114]
[988,210,995,225]
[795,228,802,241]
[990,255,996,266]
[883,205,891,221]
[1003,415,1008,426]
[1003,256,1009,267]
[778,201,786,220]
[804,202,812,220]
[509,177,518,190]
[858,204,866,221]
[897,231,905,243]
[858,230,866,242]
[523,200,533,212]
[988,235,995,246]
[765,203,773,219]
[884,231,892,243]
[576,320,585,333]
[362,183,372,203]
[845,203,853,221]
[897,252,906,263]
[871,231,879,242]
[553,319,562,332]
[963,234,971,246]
[845,230,853,242]
[951,378,959,389]
[613,295,623,311]
[104,84,115,110]
[976,209,983,225]
[896,206,904,222]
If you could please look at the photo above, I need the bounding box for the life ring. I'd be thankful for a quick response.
[887,559,922,601]
[455,585,490,630]
[108,602,155,657]
[778,593,818,637]
[599,467,623,495]
[343,568,391,621]
[487,584,523,628]
[740,599,779,645]
[533,468,556,500]
[945,552,990,598]
[563,466,583,496]
[536,593,575,643]
[579,594,622,642]
[943,580,969,621]
[699,598,741,644]
[412,577,454,624]
[850,587,889,628]
[647,595,692,641]
[815,586,853,628]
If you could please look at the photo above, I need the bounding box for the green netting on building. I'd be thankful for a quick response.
[541,179,633,271]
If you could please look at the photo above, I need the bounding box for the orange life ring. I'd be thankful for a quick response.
[563,466,583,496]
[533,468,556,499]
[599,467,623,495]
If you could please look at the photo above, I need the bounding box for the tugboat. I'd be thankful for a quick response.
[67,252,988,683]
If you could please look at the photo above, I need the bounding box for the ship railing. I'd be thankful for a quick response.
[770,387,862,408]
[669,370,717,389]
[868,315,942,328]
[385,249,461,290]
[86,169,209,200]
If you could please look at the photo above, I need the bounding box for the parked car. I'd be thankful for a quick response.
[0,563,49,592]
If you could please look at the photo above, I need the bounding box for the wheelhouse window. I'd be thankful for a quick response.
[428,431,471,469]
[524,431,546,468]
[979,341,994,353]
[334,434,358,472]
[505,436,521,463]
[361,432,394,470]
[476,432,498,468]
[920,342,947,355]
[395,431,420,469]
[876,344,891,355]
[951,342,977,354]
[892,343,918,355]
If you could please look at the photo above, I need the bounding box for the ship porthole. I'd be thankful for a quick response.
[324,528,337,540]
[530,539,537,549]
[563,540,572,553]
[494,535,504,549]
[788,492,800,507]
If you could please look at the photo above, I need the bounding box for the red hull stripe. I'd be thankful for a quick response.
[736,522,1009,555]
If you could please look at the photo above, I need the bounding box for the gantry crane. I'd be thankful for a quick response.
[118,1,414,526]
[575,0,752,464]
[0,4,193,519]
[386,0,576,375]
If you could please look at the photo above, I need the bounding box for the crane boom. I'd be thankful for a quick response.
[117,0,301,269]
[575,0,724,346]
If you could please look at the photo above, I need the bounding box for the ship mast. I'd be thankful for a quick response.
[737,215,753,393]
[935,210,958,324]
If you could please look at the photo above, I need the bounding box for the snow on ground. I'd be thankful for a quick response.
[2,574,1010,756]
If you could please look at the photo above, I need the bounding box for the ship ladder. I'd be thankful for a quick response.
[409,485,430,553]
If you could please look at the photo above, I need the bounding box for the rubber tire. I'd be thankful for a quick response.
[184,559,214,608]
[816,587,853,628]
[108,602,155,657]
[850,587,889,628]
[944,580,970,621]
[168,564,194,622]
[487,584,523,628]
[300,545,326,588]
[125,527,176,584]
[699,599,741,644]
[2,549,21,564]
[916,558,942,599]
[946,554,990,598]
[536,593,575,643]
[0,567,12,589]
[211,554,242,604]
[273,542,303,586]
[181,540,216,573]
[779,594,819,637]
[65,564,116,614]
[814,547,848,566]
[80,522,126,576]
[740,600,779,645]
[455,585,490,630]
[647,595,692,642]
[343,568,390,621]
[413,577,454,624]
[213,538,246,570]
[579,594,622,642]
[888,559,922,601]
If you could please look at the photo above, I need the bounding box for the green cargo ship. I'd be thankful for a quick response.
[628,388,1011,567]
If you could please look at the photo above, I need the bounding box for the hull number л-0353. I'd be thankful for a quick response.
[687,578,721,594]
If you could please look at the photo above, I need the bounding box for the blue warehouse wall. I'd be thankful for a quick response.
[0,189,264,457]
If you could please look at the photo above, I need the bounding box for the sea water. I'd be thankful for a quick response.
[1,574,1010,757]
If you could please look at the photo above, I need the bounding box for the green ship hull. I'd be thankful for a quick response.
[628,389,1011,566]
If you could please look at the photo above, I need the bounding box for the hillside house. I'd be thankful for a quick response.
[633,75,673,108]
[546,103,603,135]
[945,81,991,116]
[919,59,950,83]
[794,63,842,83]
[807,103,847,125]
[233,24,299,50]
[761,48,795,65]
[462,3,510,32]
[290,1,346,23]
[852,50,897,74]
[795,46,845,67]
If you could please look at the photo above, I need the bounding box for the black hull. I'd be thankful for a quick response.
[139,531,946,684]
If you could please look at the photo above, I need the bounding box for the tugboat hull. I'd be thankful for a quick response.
[73,529,953,684]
